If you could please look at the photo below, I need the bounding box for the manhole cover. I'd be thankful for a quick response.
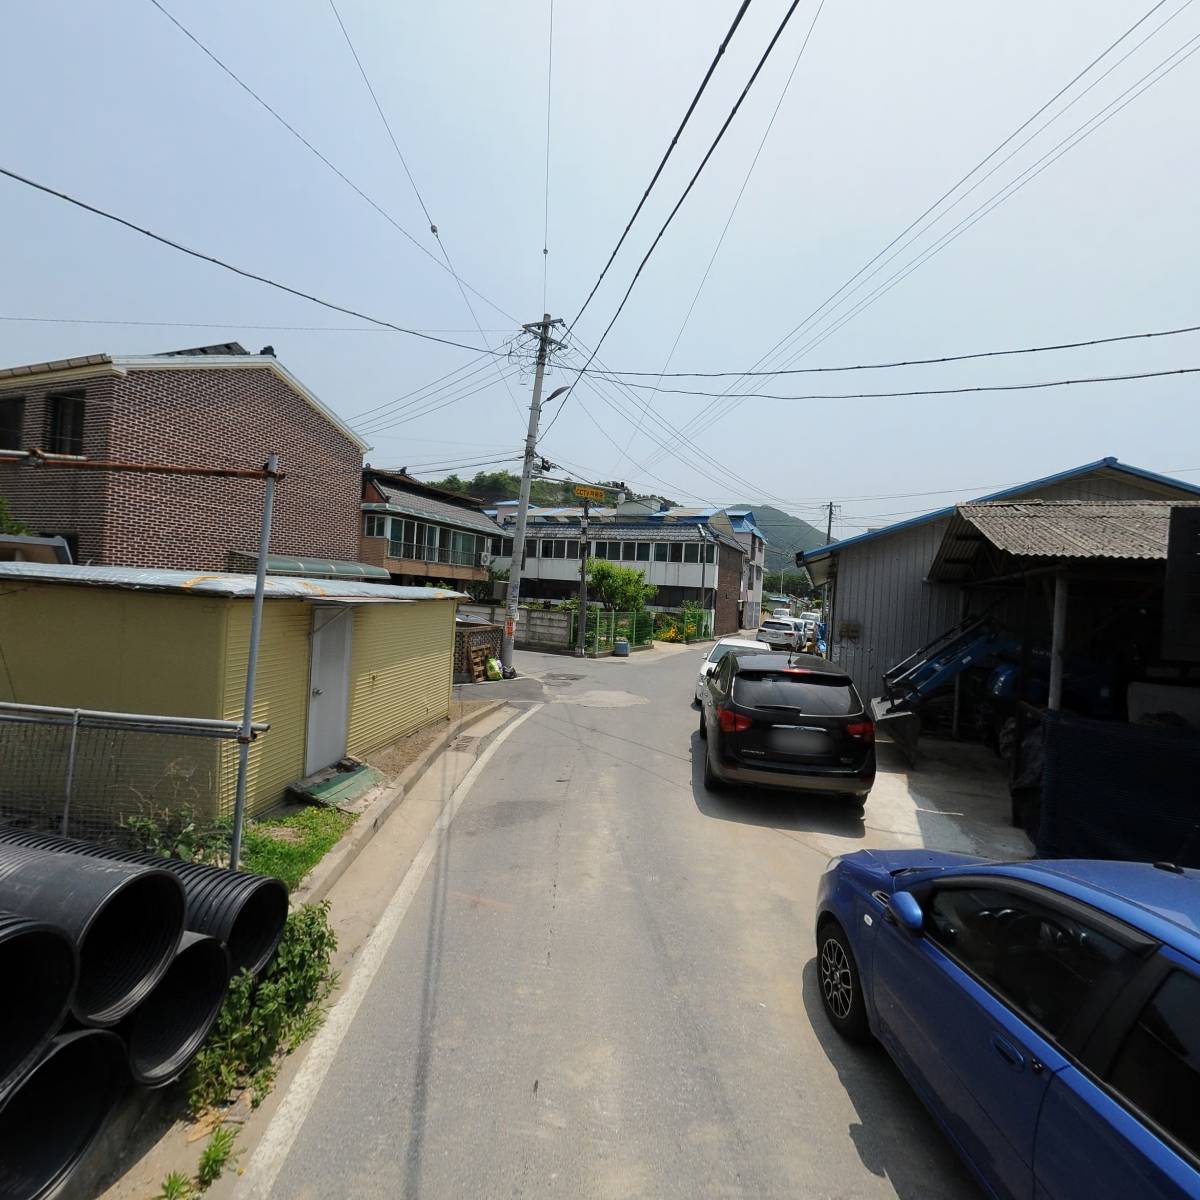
[543,673,584,684]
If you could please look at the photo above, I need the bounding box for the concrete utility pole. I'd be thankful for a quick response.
[500,314,564,672]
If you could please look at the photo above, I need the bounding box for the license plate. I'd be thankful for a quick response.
[767,727,829,754]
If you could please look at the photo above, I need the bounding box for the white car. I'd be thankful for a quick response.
[771,607,792,619]
[694,637,772,701]
[757,619,801,650]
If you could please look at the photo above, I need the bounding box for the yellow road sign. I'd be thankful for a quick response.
[574,484,606,501]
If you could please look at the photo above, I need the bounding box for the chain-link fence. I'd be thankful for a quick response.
[0,701,268,845]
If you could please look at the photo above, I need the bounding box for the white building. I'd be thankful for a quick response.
[487,500,755,635]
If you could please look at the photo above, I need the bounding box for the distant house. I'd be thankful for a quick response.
[0,562,462,825]
[359,469,501,588]
[488,498,750,635]
[798,457,1200,698]
[0,343,374,575]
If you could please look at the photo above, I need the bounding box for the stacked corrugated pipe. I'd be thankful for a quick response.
[0,828,289,1200]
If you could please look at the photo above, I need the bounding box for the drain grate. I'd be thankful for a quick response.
[543,673,584,684]
[448,735,479,751]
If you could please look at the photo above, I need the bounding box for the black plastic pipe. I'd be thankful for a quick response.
[0,913,76,1103]
[124,932,230,1087]
[0,827,289,974]
[0,844,184,1027]
[0,1029,128,1200]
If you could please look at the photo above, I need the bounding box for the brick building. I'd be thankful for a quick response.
[0,344,367,571]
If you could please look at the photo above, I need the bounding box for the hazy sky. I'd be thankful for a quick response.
[3,1,1198,539]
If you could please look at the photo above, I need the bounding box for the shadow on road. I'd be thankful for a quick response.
[689,732,867,838]
[800,958,981,1199]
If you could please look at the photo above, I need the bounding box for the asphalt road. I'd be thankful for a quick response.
[252,647,981,1199]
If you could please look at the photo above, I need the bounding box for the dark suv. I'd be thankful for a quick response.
[698,651,875,802]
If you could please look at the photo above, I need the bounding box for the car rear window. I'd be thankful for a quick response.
[761,621,790,630]
[733,672,860,714]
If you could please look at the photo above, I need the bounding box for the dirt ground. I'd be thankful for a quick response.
[363,693,492,779]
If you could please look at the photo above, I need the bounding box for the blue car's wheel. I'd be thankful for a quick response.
[817,920,870,1042]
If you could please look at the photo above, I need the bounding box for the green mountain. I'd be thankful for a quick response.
[743,504,828,572]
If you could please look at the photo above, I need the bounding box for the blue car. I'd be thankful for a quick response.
[815,850,1200,1199]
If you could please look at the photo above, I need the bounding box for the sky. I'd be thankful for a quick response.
[2,0,1198,541]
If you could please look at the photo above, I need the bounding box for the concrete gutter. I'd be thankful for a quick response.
[291,700,507,908]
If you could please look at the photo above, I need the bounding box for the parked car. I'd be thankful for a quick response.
[815,850,1200,1200]
[772,607,793,619]
[694,637,772,702]
[757,618,800,649]
[698,651,874,801]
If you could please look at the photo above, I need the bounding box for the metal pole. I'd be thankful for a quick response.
[61,709,80,836]
[576,499,589,656]
[230,452,280,870]
[500,314,556,673]
[1047,569,1069,711]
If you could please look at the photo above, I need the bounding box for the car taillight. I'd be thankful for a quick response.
[846,721,875,744]
[717,706,752,734]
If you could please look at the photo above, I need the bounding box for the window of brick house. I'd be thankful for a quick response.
[0,396,23,450]
[46,392,86,455]
[363,514,387,538]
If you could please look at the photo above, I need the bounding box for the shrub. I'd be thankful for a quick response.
[187,903,337,1114]
[123,811,233,865]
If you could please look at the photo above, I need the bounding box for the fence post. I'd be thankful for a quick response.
[60,709,81,836]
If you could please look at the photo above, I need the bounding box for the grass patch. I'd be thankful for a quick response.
[240,806,356,890]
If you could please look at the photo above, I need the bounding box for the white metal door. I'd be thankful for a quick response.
[305,606,353,775]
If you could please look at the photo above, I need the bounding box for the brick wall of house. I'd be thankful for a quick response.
[0,371,120,562]
[0,363,362,570]
[714,542,743,634]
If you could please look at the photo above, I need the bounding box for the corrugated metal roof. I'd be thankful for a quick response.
[801,457,1200,566]
[928,499,1200,581]
[0,562,466,601]
[371,482,501,535]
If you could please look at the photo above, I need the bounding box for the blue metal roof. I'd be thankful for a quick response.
[800,457,1200,565]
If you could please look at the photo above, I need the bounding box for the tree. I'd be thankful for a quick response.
[585,559,656,611]
[0,498,30,536]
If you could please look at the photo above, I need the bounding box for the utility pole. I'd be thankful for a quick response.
[231,452,280,870]
[822,500,836,633]
[500,314,564,673]
[575,498,590,656]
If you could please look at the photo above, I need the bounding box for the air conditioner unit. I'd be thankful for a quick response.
[480,550,493,567]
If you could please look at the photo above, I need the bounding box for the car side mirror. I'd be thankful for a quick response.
[889,890,924,935]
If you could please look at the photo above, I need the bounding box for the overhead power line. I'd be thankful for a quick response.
[542,0,555,312]
[598,364,1200,402]
[0,165,506,357]
[0,314,515,334]
[647,0,1187,464]
[592,319,1200,377]
[548,0,806,440]
[570,0,753,330]
[609,0,827,475]
[741,0,1179,385]
[327,0,527,424]
[146,0,516,324]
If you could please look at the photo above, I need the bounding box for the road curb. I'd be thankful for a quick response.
[290,700,508,909]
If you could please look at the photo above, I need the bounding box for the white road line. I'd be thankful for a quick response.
[238,702,543,1199]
